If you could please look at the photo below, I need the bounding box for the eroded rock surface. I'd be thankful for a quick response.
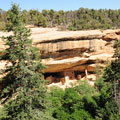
[0,27,120,87]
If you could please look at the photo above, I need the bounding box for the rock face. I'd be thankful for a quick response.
[30,29,118,60]
[33,30,103,58]
[0,27,120,86]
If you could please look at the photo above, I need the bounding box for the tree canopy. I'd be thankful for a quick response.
[1,8,120,30]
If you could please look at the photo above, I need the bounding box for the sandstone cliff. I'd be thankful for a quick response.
[30,28,119,73]
[0,28,120,87]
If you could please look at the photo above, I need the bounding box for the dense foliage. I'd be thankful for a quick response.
[1,8,120,30]
[49,82,97,120]
[49,78,120,120]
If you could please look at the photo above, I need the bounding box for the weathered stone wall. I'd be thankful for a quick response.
[37,39,103,54]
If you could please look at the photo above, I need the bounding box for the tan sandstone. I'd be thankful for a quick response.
[0,27,120,87]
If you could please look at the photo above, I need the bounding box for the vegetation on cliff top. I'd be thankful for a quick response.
[0,7,120,30]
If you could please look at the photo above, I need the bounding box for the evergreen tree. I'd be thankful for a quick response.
[0,4,53,120]
[94,39,120,119]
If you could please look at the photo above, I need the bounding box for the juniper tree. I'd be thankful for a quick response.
[0,4,52,120]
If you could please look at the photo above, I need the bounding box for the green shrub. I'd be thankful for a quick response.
[0,21,5,30]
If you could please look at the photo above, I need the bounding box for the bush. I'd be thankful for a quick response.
[0,21,5,30]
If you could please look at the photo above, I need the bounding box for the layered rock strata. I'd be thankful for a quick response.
[0,28,120,86]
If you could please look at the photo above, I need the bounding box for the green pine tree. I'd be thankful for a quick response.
[95,39,120,119]
[0,4,53,120]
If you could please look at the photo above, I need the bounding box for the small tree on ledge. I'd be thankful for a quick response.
[0,4,52,120]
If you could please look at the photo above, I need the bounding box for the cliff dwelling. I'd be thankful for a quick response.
[44,69,94,86]
[45,70,75,85]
